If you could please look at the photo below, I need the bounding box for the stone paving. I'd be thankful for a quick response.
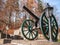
[0,39,60,45]
[0,34,60,45]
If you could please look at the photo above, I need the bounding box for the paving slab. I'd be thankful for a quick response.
[11,40,60,45]
[0,39,60,45]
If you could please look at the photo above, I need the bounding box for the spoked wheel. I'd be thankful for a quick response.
[41,12,58,41]
[22,20,38,40]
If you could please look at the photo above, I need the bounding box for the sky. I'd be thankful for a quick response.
[42,0,60,27]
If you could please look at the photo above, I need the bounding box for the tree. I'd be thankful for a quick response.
[38,0,43,12]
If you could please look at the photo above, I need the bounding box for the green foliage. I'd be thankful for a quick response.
[38,0,43,11]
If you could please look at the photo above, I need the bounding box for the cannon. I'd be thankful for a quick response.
[0,3,58,42]
[21,4,58,41]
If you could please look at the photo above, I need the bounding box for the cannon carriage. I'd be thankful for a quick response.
[21,4,58,41]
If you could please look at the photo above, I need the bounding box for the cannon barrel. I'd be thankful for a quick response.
[23,6,39,20]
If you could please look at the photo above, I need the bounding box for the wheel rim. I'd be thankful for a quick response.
[41,12,58,41]
[50,15,58,41]
[22,20,38,40]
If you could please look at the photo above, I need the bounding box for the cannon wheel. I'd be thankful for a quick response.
[22,20,38,40]
[41,12,58,41]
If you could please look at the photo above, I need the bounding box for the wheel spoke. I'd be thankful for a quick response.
[53,31,56,35]
[30,22,34,28]
[23,28,28,31]
[43,15,48,24]
[55,26,57,30]
[32,31,36,37]
[45,15,48,21]
[52,32,56,38]
[30,33,33,39]
[45,27,49,34]
[26,21,29,25]
[24,22,28,27]
[28,21,30,25]
[51,17,55,25]
[52,26,57,31]
[43,24,48,27]
[29,32,30,39]
[26,31,29,36]
[28,21,32,25]
[30,33,34,39]
[46,34,49,38]
[43,19,48,24]
[33,29,38,32]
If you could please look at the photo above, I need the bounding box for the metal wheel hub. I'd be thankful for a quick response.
[28,25,32,32]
